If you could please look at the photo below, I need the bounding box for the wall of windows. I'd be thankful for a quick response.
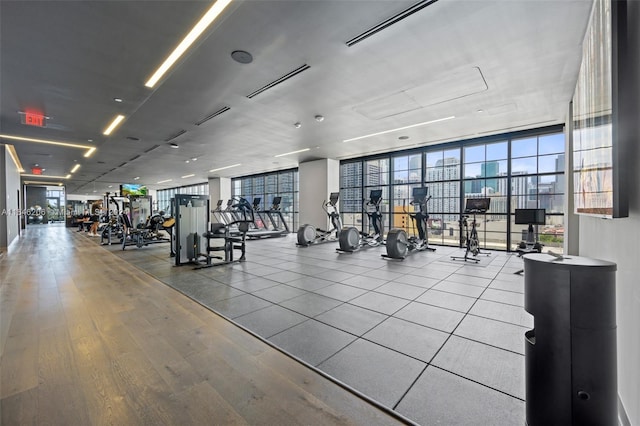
[232,169,299,231]
[157,183,209,216]
[339,126,565,252]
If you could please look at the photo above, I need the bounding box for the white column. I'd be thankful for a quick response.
[299,158,339,230]
[208,177,231,221]
[564,103,579,255]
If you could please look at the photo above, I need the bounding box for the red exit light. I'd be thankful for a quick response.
[31,167,43,175]
[24,112,46,127]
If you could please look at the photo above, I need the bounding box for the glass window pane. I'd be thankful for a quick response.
[539,154,565,173]
[409,154,421,170]
[464,163,482,179]
[464,145,485,163]
[511,175,537,195]
[341,162,362,188]
[539,133,564,155]
[511,157,537,174]
[426,151,442,168]
[393,156,408,171]
[481,160,507,178]
[486,141,508,161]
[512,137,537,157]
[393,170,408,183]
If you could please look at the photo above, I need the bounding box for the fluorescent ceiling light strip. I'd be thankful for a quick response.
[145,0,234,88]
[209,163,241,173]
[181,174,195,179]
[84,147,96,158]
[71,164,81,173]
[157,179,173,184]
[103,114,125,135]
[24,181,63,186]
[274,148,310,157]
[0,134,94,149]
[5,144,25,172]
[21,173,71,179]
[342,115,456,143]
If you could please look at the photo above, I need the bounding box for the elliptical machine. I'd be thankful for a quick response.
[297,192,342,246]
[383,186,436,260]
[337,189,384,253]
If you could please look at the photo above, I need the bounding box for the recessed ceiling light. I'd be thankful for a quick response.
[87,139,93,142]
[209,163,241,173]
[192,157,197,161]
[477,109,484,113]
[157,179,173,184]
[114,98,123,103]
[144,0,234,88]
[185,160,190,163]
[134,176,140,180]
[71,164,81,173]
[169,143,179,149]
[314,115,324,122]
[274,148,310,157]
[231,50,253,64]
[294,122,301,128]
[103,114,125,135]
[108,185,113,188]
[21,173,71,179]
[398,136,409,140]
[343,116,455,143]
[181,174,195,179]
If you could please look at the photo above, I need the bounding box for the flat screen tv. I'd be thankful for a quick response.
[120,184,148,197]
[515,209,546,225]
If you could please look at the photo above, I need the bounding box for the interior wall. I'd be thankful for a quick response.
[0,145,21,250]
[578,2,640,422]
[299,159,339,230]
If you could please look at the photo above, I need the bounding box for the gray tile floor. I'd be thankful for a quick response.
[98,232,530,425]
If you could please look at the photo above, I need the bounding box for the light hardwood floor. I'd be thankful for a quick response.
[1,225,406,425]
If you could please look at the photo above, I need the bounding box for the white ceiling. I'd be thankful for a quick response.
[0,0,593,195]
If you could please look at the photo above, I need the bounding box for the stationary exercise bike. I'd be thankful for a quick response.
[337,189,384,253]
[383,186,436,260]
[451,198,491,263]
[297,192,343,246]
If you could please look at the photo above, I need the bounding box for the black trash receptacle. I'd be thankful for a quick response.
[523,253,617,426]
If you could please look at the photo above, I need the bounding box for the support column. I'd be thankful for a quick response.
[208,177,231,221]
[564,102,579,255]
[299,158,339,230]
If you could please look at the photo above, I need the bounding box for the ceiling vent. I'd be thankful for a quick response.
[144,144,161,153]
[246,64,310,99]
[195,106,230,126]
[129,155,140,162]
[346,0,439,47]
[118,162,127,168]
[164,129,186,142]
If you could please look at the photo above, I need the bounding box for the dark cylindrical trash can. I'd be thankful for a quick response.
[523,254,617,426]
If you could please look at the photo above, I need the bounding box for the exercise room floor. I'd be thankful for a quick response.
[100,229,530,425]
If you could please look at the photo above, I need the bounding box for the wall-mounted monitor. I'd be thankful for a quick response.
[120,183,148,197]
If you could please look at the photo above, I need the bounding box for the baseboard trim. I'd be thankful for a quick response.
[619,395,631,426]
